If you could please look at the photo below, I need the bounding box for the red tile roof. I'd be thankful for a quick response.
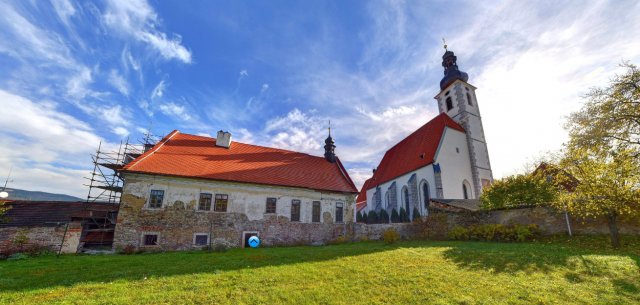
[355,178,372,211]
[364,113,464,191]
[121,131,358,193]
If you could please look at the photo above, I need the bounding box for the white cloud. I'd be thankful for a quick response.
[264,109,325,153]
[159,102,192,121]
[347,167,374,190]
[108,69,129,96]
[151,80,165,99]
[99,105,130,126]
[103,0,192,63]
[261,83,269,93]
[112,126,130,137]
[50,0,76,26]
[0,90,109,197]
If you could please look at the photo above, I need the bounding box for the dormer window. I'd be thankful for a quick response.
[446,97,453,111]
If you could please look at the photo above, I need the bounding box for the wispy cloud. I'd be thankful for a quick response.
[159,102,193,121]
[108,69,129,96]
[103,0,192,63]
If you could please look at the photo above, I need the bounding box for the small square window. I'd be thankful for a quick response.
[266,198,277,214]
[143,234,158,246]
[214,194,228,212]
[149,190,164,209]
[456,147,460,153]
[198,193,212,211]
[194,234,209,246]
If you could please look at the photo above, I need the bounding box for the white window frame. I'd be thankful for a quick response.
[141,232,160,247]
[193,233,210,247]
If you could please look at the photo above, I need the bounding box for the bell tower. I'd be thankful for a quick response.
[434,43,493,197]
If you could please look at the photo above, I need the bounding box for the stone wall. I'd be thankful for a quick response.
[445,207,640,235]
[0,222,82,254]
[114,174,357,251]
[352,207,639,241]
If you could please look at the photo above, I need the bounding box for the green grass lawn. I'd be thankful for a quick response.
[0,236,638,305]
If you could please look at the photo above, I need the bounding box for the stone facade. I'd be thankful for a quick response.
[113,173,357,251]
[0,222,82,254]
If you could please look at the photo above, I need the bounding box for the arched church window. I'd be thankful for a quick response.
[466,93,473,106]
[420,181,430,216]
[385,191,390,209]
[446,97,453,111]
[462,180,472,199]
[403,186,409,209]
[462,183,468,199]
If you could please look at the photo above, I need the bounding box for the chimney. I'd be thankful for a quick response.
[216,130,232,148]
[143,143,155,153]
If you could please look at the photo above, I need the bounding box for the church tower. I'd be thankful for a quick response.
[434,45,493,197]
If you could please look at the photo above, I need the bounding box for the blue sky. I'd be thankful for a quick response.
[0,0,639,197]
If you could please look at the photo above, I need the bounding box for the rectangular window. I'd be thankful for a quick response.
[266,197,277,214]
[148,190,164,209]
[446,97,453,111]
[143,234,158,246]
[335,202,344,223]
[290,199,301,222]
[198,193,212,211]
[194,234,209,246]
[312,201,321,223]
[214,194,228,212]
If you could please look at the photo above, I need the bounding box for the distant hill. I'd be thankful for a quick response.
[1,188,83,202]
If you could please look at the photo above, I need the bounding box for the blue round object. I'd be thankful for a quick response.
[248,236,260,248]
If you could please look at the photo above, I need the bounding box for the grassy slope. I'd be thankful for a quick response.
[0,236,638,305]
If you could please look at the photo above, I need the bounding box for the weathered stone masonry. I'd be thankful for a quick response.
[113,174,356,250]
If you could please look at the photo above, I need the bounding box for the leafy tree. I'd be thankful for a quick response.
[555,147,640,248]
[379,209,390,223]
[558,64,640,248]
[480,174,559,210]
[566,63,640,154]
[412,207,421,222]
[390,208,400,223]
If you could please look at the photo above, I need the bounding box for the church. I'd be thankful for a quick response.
[356,47,493,219]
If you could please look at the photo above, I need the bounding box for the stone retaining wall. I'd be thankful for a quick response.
[0,222,82,254]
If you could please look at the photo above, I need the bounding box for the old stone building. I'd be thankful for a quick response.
[113,129,358,251]
[358,47,494,219]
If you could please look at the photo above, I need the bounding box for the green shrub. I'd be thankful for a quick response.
[361,211,368,224]
[399,208,409,223]
[390,208,400,223]
[356,211,363,223]
[412,207,421,222]
[379,209,390,223]
[448,224,539,242]
[382,228,400,244]
[367,210,378,224]
[211,238,233,252]
[448,226,469,240]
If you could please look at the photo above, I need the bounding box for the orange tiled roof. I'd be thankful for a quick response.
[121,131,358,193]
[365,113,464,190]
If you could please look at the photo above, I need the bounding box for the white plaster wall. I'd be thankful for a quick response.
[434,127,475,199]
[123,173,354,223]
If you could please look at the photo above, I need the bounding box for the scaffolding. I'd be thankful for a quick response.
[79,133,160,252]
[84,133,161,204]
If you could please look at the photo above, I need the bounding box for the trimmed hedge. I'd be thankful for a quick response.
[448,224,540,242]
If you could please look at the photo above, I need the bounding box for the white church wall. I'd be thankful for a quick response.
[434,127,475,199]
[363,164,436,216]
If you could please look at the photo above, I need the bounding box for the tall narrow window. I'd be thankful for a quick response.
[466,93,473,106]
[403,187,410,208]
[335,202,344,223]
[266,197,277,214]
[290,200,301,222]
[214,194,228,212]
[446,97,453,111]
[198,193,212,211]
[463,183,469,199]
[312,201,321,223]
[422,182,430,208]
[149,190,164,209]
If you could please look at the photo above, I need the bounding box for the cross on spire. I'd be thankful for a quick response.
[442,37,448,51]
